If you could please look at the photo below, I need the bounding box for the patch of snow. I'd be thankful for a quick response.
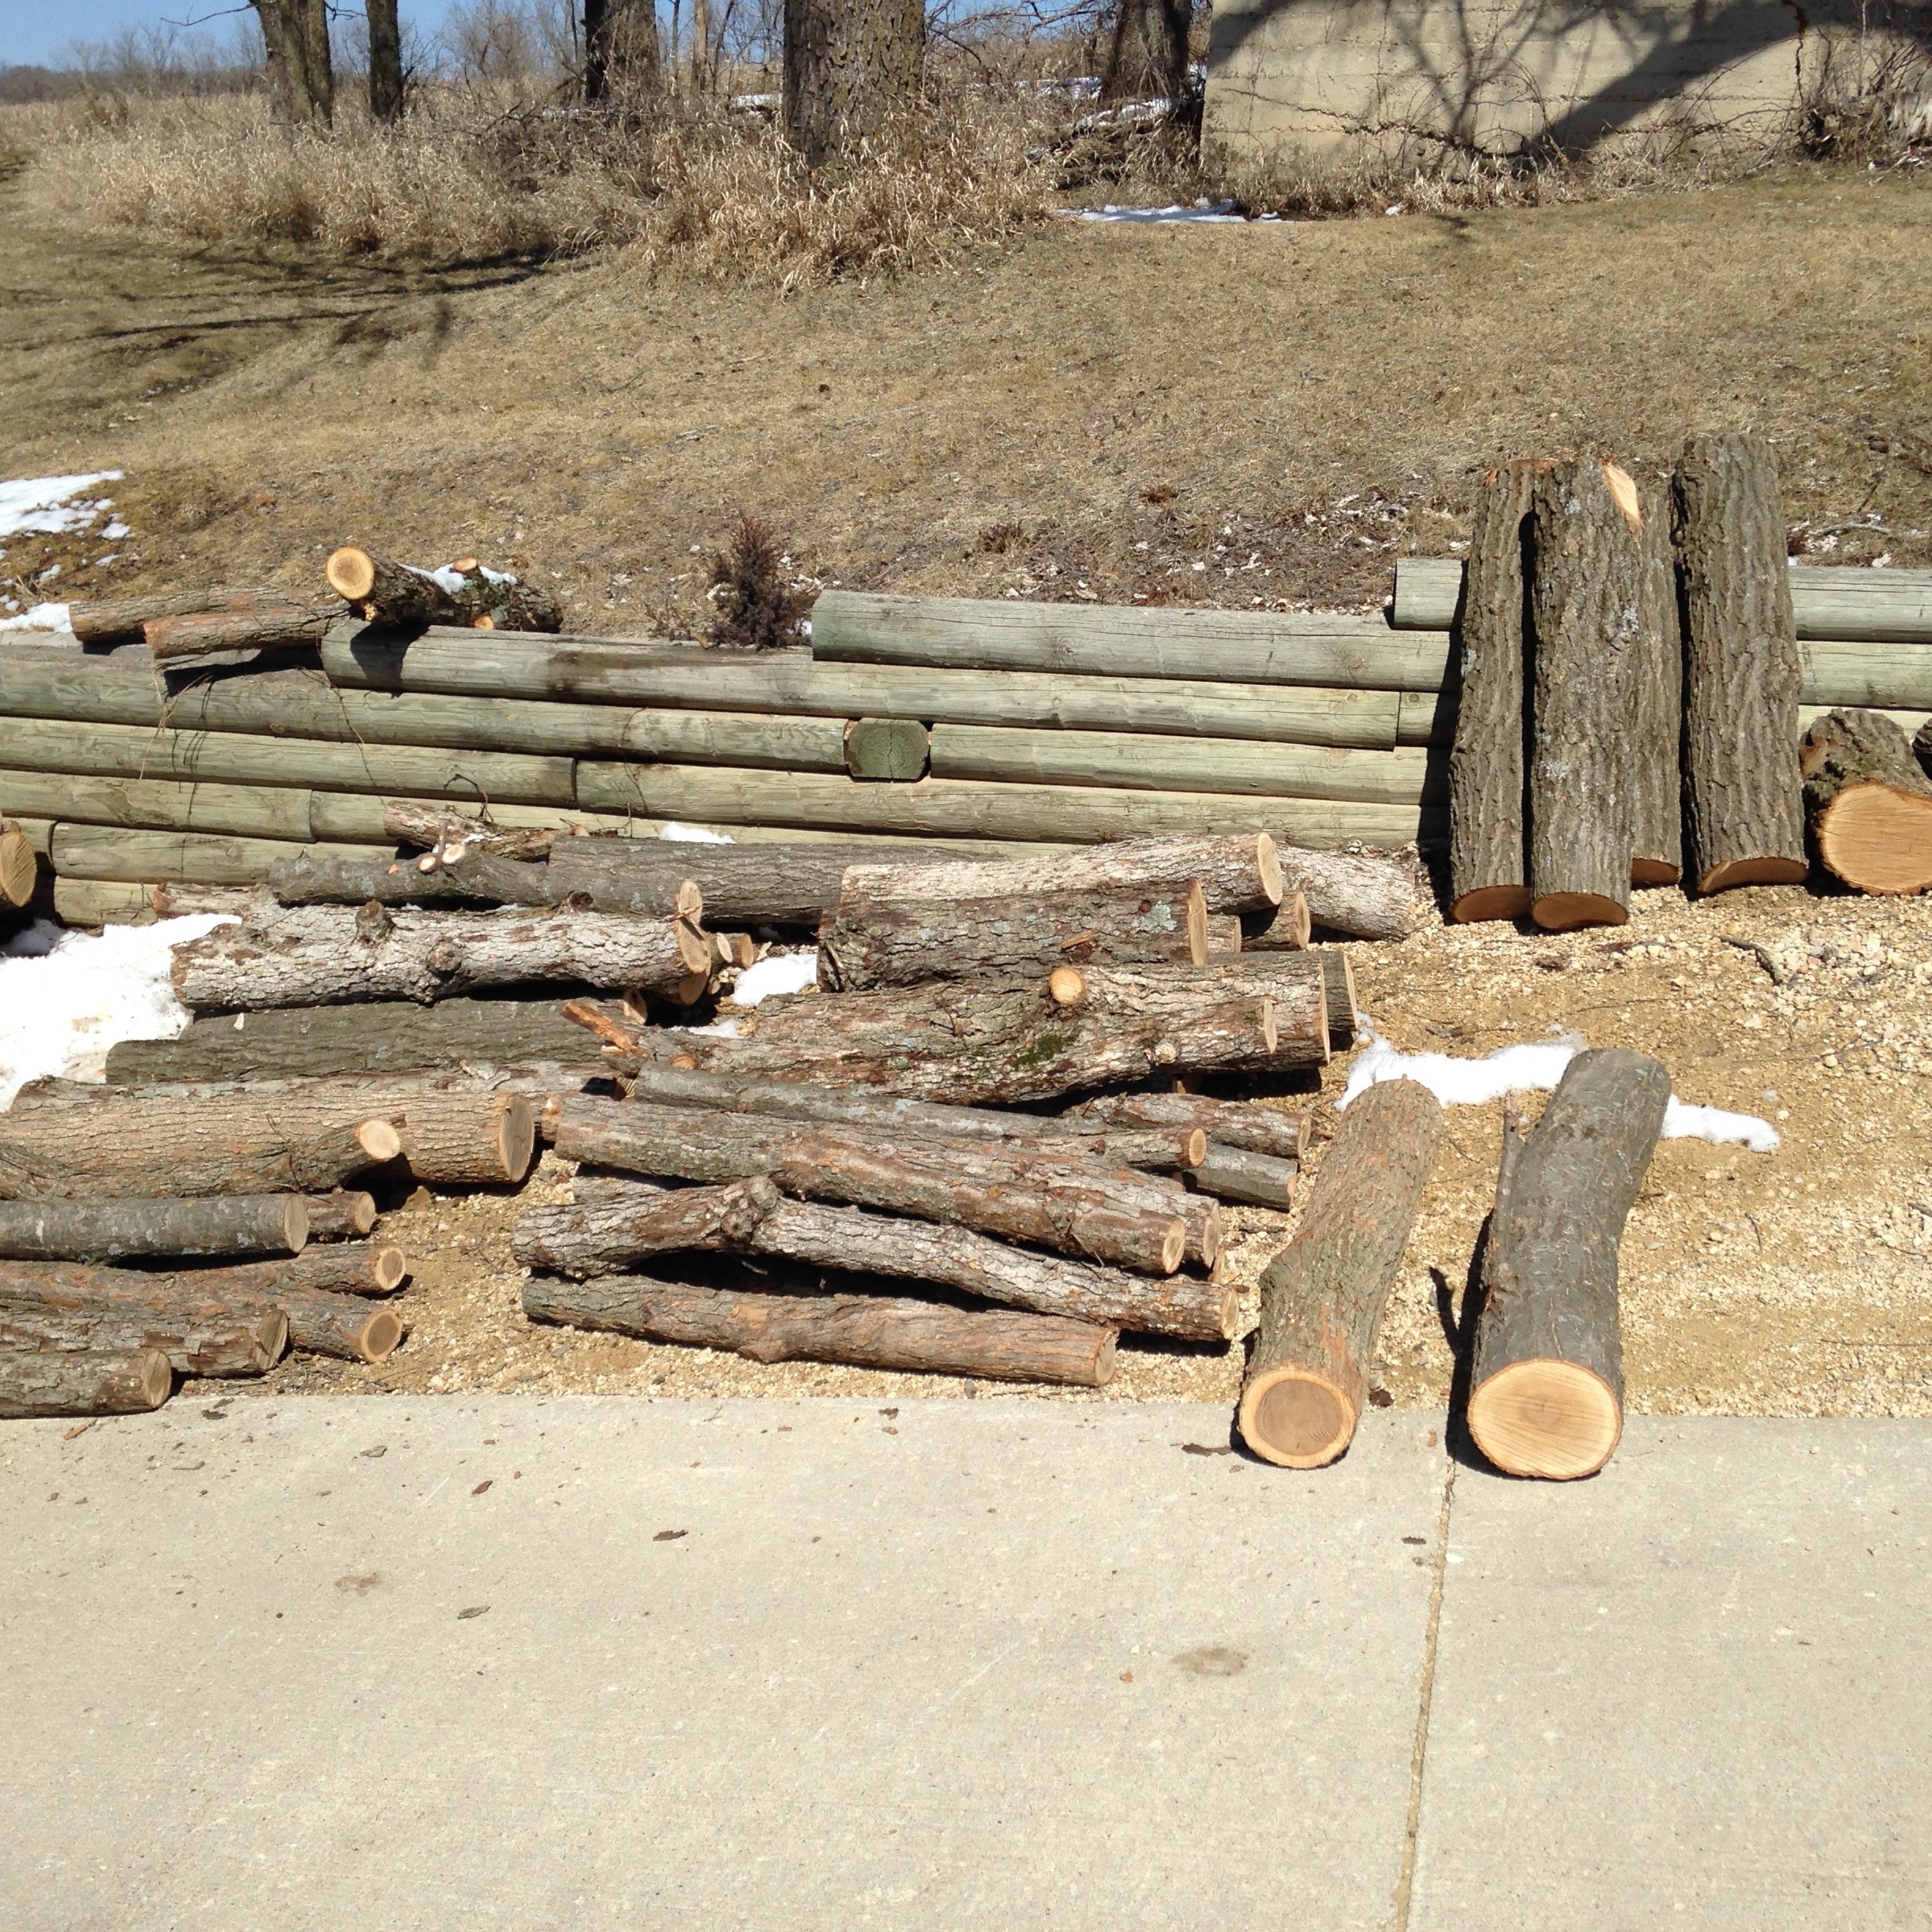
[658,822,736,844]
[669,1017,743,1038]
[0,473,124,541]
[0,601,76,638]
[0,913,236,1110]
[406,562,470,597]
[102,520,130,541]
[1075,200,1245,223]
[730,951,818,1008]
[1661,1099,1781,1154]
[479,564,515,585]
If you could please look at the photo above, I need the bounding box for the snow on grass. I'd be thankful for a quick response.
[658,822,736,843]
[1075,200,1248,223]
[730,951,818,1007]
[0,474,123,541]
[0,602,77,639]
[1338,1028,1779,1151]
[0,913,236,1110]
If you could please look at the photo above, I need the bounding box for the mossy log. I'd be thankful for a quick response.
[0,1346,171,1417]
[1800,707,1932,894]
[0,1194,309,1263]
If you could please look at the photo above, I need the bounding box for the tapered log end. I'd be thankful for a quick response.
[357,1118,404,1164]
[1254,833,1283,908]
[673,878,704,922]
[1467,1360,1622,1479]
[356,1309,406,1363]
[136,1346,174,1410]
[1530,892,1630,931]
[1815,787,1932,894]
[1630,858,1684,888]
[1196,1201,1223,1270]
[1184,880,1209,967]
[326,547,379,602]
[0,826,35,910]
[1089,1330,1119,1386]
[1046,965,1086,1008]
[496,1095,537,1184]
[1695,856,1810,894]
[1237,1368,1357,1469]
[1159,1220,1188,1275]
[1450,885,1533,923]
[369,1245,410,1292]
[673,917,713,975]
[1281,889,1312,949]
[283,1198,311,1254]
[672,970,712,1006]
[257,1310,291,1366]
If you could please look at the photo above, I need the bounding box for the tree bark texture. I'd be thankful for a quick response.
[0,1194,309,1264]
[44,828,390,888]
[268,848,565,910]
[0,1304,286,1380]
[367,0,404,119]
[583,0,661,99]
[324,549,563,634]
[1674,433,1808,892]
[144,597,348,665]
[391,1089,535,1185]
[1186,1144,1298,1209]
[301,1192,377,1241]
[1237,1079,1442,1468]
[1064,1091,1307,1161]
[0,769,316,844]
[1798,707,1932,894]
[1103,0,1190,101]
[62,589,258,646]
[170,904,709,1010]
[1260,845,1426,942]
[1466,1049,1670,1480]
[782,0,923,165]
[819,882,1209,990]
[0,1346,170,1417]
[382,800,564,860]
[251,0,333,128]
[1630,470,1685,886]
[1527,459,1644,930]
[1450,461,1540,921]
[179,1245,407,1297]
[524,1266,1115,1386]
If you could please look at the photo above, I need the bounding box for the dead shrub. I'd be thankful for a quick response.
[708,514,810,650]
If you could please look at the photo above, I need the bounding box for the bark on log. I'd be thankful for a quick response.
[1268,845,1427,942]
[844,717,930,781]
[550,1095,1190,1274]
[1675,433,1808,892]
[1065,1091,1307,1160]
[269,848,565,909]
[1110,952,1347,1050]
[1204,912,1243,957]
[1799,707,1932,895]
[145,596,348,663]
[325,549,563,633]
[1237,1079,1442,1467]
[0,816,36,908]
[0,1303,286,1379]
[1630,471,1685,886]
[1188,1144,1298,1209]
[0,1346,171,1417]
[381,799,563,861]
[65,589,256,646]
[515,1175,779,1273]
[1466,1048,1670,1480]
[394,1090,535,1185]
[301,1192,377,1241]
[0,1194,309,1263]
[170,904,710,1010]
[46,827,391,887]
[208,1243,407,1295]
[819,881,1211,990]
[1450,462,1541,922]
[1527,459,1644,930]
[523,1265,1116,1386]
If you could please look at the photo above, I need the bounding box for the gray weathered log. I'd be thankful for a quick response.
[48,827,392,887]
[1800,707,1932,895]
[0,1194,309,1263]
[269,847,564,909]
[301,1192,378,1241]
[1065,1090,1307,1161]
[1187,1143,1299,1209]
[0,1346,171,1417]
[1630,470,1685,885]
[0,1302,286,1379]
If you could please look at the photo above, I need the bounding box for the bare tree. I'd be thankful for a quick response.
[1101,0,1188,102]
[583,0,662,99]
[783,0,923,164]
[368,0,404,119]
[250,0,333,126]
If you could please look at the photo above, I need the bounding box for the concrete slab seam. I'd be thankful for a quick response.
[1389,1458,1457,1932]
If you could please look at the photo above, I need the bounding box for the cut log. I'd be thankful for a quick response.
[1204,912,1243,957]
[1066,1091,1307,1161]
[1630,470,1685,886]
[0,815,37,908]
[1188,1143,1298,1209]
[1799,708,1932,895]
[222,1244,407,1295]
[1466,1048,1670,1480]
[51,878,156,927]
[269,848,565,909]
[0,1302,286,1379]
[1251,845,1426,941]
[325,548,563,633]
[145,595,348,663]
[301,1192,378,1241]
[1675,433,1808,892]
[1237,1079,1443,1468]
[395,1090,535,1185]
[1450,461,1541,922]
[837,832,1283,914]
[1234,890,1304,953]
[170,904,710,1010]
[0,1346,171,1417]
[65,588,250,646]
[0,768,316,844]
[819,881,1211,990]
[514,1175,781,1273]
[1526,459,1644,930]
[1168,951,1350,1050]
[0,1194,309,1264]
[844,717,930,781]
[524,1263,1116,1386]
[550,1095,1190,1275]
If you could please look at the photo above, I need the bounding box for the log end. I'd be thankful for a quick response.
[1279,889,1312,950]
[1530,891,1629,932]
[1180,1128,1208,1169]
[673,916,713,975]
[1816,785,1932,895]
[1630,858,1684,888]
[1184,879,1209,968]
[282,1197,312,1254]
[1237,1368,1357,1469]
[496,1095,537,1184]
[1467,1359,1623,1480]
[672,970,712,1007]
[256,1310,292,1368]
[1158,1219,1188,1275]
[355,1309,406,1363]
[1695,856,1810,894]
[1254,833,1283,908]
[1046,965,1086,1008]
[369,1245,410,1293]
[1450,885,1533,924]
[358,1118,404,1164]
[326,546,379,601]
[135,1346,174,1410]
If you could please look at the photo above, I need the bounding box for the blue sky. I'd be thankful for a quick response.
[0,0,460,67]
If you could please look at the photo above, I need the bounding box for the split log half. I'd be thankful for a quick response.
[0,816,37,908]
[0,1346,171,1417]
[844,717,930,781]
[1065,1091,1307,1161]
[1237,1079,1443,1467]
[1466,1048,1670,1480]
[1675,433,1808,892]
[145,595,349,663]
[1526,459,1644,930]
[1630,470,1684,886]
[0,1302,286,1379]
[819,881,1210,990]
[1799,708,1932,895]
[0,1194,309,1264]
[325,548,563,632]
[301,1192,378,1241]
[523,1262,1116,1386]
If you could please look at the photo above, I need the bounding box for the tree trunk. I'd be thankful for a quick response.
[144,596,346,663]
[367,0,405,122]
[1527,459,1644,930]
[1630,470,1684,886]
[1466,1049,1670,1480]
[584,0,661,99]
[324,549,563,633]
[1450,462,1541,921]
[298,0,334,125]
[1800,707,1932,894]
[300,1192,378,1241]
[1102,0,1190,100]
[819,881,1210,990]
[844,717,929,781]
[0,1305,286,1380]
[550,1095,1190,1274]
[170,904,710,1010]
[1675,433,1808,892]
[782,0,923,165]
[0,817,36,908]
[525,1264,1115,1386]
[268,848,565,910]
[1237,1079,1442,1467]
[1187,1144,1297,1209]
[0,1346,170,1418]
[1065,1091,1307,1161]
[0,1194,309,1264]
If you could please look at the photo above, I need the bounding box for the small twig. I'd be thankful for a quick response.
[1720,933,1790,984]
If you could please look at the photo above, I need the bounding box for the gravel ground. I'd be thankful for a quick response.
[216,880,1932,1421]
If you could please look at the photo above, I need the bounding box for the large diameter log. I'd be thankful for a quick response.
[837,833,1283,915]
[170,904,710,1010]
[1800,708,1932,895]
[1466,1049,1670,1481]
[1526,459,1642,930]
[0,769,315,843]
[301,1193,378,1241]
[107,998,596,1085]
[0,1194,309,1264]
[523,1266,1116,1387]
[550,1096,1189,1275]
[1450,462,1540,922]
[809,590,1447,690]
[1630,472,1685,886]
[269,848,564,909]
[0,1303,286,1379]
[1237,1080,1443,1468]
[1261,845,1428,942]
[0,1346,171,1417]
[1066,1091,1307,1161]
[145,597,348,663]
[48,827,391,887]
[844,717,930,781]
[820,882,1211,990]
[1675,433,1808,892]
[326,548,562,632]
[0,815,36,908]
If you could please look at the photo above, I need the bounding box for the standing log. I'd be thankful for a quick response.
[1675,433,1808,891]
[1526,459,1644,930]
[0,1346,171,1417]
[0,815,38,908]
[1630,470,1685,886]
[170,904,710,1010]
[1799,708,1932,895]
[819,881,1210,990]
[550,1095,1189,1274]
[0,1195,309,1264]
[0,1303,286,1379]
[1450,461,1541,922]
[145,595,348,663]
[1237,1079,1443,1467]
[1466,1048,1670,1480]
[269,848,565,910]
[325,548,563,633]
[1068,1091,1307,1160]
[301,1192,378,1241]
[844,717,930,781]
[1187,1144,1298,1210]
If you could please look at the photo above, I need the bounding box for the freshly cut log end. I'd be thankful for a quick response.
[0,1346,172,1418]
[1253,833,1283,907]
[357,1119,404,1163]
[1237,1369,1354,1470]
[0,819,36,910]
[1466,1359,1623,1481]
[0,1193,310,1264]
[1450,883,1532,925]
[1046,965,1086,1008]
[349,1307,406,1362]
[1629,859,1683,889]
[1695,856,1810,893]
[1530,890,1631,933]
[1801,707,1932,895]
[325,546,380,603]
